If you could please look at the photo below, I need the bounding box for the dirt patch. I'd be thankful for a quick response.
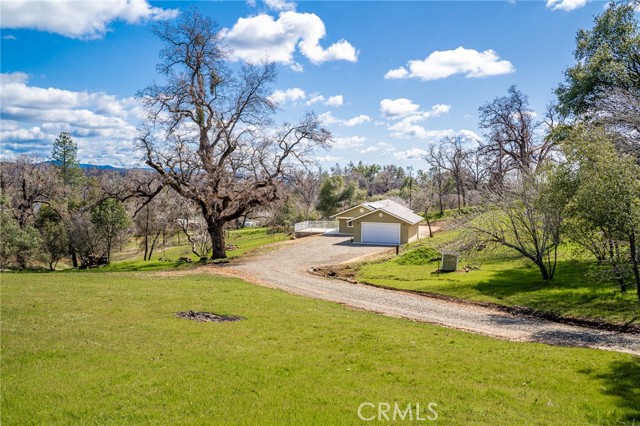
[176,310,246,323]
[310,265,640,335]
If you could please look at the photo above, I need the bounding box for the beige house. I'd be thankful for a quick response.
[331,200,423,245]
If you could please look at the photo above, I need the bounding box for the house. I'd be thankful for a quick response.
[331,199,423,245]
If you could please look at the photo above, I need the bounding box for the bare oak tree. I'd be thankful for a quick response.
[478,86,556,182]
[138,9,330,258]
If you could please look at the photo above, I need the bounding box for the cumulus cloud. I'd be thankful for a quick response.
[331,135,366,149]
[359,142,395,154]
[380,97,452,139]
[319,112,371,127]
[325,95,344,107]
[0,72,140,164]
[0,0,179,40]
[306,93,343,107]
[380,98,420,118]
[269,87,306,105]
[380,98,450,120]
[223,11,358,68]
[264,0,296,11]
[385,47,515,81]
[393,148,429,161]
[546,0,587,11]
[314,154,340,163]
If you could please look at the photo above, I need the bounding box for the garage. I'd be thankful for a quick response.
[361,222,401,245]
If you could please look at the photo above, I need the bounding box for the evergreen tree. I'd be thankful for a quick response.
[51,132,82,185]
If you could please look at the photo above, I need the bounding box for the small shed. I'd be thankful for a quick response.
[440,251,459,272]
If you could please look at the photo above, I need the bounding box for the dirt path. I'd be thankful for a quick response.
[222,235,640,356]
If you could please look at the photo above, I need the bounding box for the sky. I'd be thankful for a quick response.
[0,0,611,169]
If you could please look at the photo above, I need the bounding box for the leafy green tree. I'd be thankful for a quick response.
[35,206,69,271]
[0,196,41,269]
[51,132,83,185]
[557,1,640,116]
[560,125,640,296]
[91,198,129,263]
[316,176,362,218]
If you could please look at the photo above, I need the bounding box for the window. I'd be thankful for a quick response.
[347,220,353,228]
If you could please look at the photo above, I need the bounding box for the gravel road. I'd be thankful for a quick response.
[230,234,640,355]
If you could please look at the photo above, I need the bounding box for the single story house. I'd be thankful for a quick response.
[331,199,423,245]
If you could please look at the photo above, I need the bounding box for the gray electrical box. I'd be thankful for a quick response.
[440,252,458,272]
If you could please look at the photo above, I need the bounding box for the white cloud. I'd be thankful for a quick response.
[223,11,358,66]
[290,62,304,73]
[344,115,371,127]
[331,135,366,149]
[319,112,371,127]
[388,119,454,140]
[394,148,428,161]
[546,0,587,11]
[359,142,395,154]
[380,98,450,120]
[385,47,515,81]
[265,0,296,11]
[269,87,306,105]
[380,97,452,139]
[325,95,343,107]
[314,154,340,163]
[2,34,17,40]
[0,72,140,164]
[0,0,179,40]
[380,98,420,118]
[306,94,325,105]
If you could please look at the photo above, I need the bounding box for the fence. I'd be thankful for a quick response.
[294,220,338,233]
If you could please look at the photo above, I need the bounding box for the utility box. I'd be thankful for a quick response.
[440,252,459,272]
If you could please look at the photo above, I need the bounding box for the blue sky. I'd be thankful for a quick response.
[0,0,609,168]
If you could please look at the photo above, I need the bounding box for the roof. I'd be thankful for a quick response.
[330,204,374,218]
[347,199,424,225]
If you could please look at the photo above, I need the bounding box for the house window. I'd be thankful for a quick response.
[347,220,354,228]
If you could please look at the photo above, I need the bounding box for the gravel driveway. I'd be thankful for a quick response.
[231,234,640,355]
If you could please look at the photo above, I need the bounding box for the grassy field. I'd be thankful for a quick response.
[357,232,640,325]
[99,227,287,272]
[2,271,639,425]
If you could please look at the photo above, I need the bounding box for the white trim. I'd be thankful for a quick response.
[330,204,374,219]
[350,208,421,225]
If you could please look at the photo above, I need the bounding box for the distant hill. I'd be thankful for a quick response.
[45,161,128,171]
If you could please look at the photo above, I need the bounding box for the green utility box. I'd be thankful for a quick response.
[440,252,458,272]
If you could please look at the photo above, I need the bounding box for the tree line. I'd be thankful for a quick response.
[1,3,638,300]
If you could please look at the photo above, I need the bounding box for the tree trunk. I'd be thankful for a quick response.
[424,209,433,238]
[535,257,550,281]
[208,221,226,259]
[71,250,78,268]
[607,238,626,292]
[629,232,640,301]
[148,231,161,260]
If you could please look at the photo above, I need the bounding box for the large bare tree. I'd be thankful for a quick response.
[138,10,331,258]
[478,86,556,181]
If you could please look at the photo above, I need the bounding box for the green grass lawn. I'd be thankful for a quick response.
[357,233,640,325]
[2,271,639,425]
[99,227,287,272]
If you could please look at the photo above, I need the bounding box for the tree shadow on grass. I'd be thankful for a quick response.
[471,259,639,322]
[580,357,640,424]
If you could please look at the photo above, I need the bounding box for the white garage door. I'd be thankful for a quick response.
[361,222,401,245]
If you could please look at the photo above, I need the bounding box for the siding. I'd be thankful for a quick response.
[335,205,370,235]
[338,218,355,234]
[353,212,416,244]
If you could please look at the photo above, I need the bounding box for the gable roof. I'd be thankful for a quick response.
[330,204,374,218]
[346,199,424,225]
